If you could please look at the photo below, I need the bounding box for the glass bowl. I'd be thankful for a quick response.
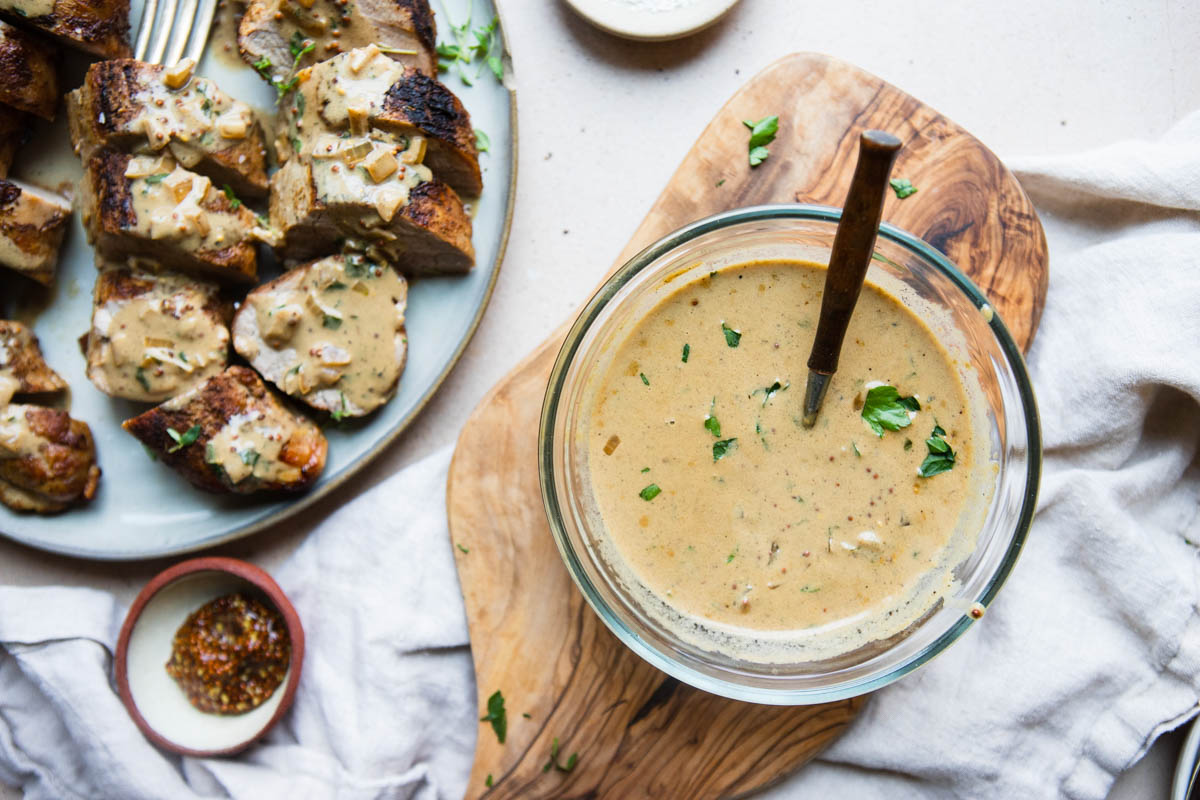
[539,205,1040,704]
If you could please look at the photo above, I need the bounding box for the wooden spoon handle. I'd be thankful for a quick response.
[807,130,902,375]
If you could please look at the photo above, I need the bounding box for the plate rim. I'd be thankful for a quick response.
[0,25,518,562]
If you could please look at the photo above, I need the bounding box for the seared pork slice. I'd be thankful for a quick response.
[85,266,230,402]
[0,178,70,286]
[233,254,407,417]
[67,59,269,198]
[79,150,260,285]
[0,0,129,58]
[0,404,100,513]
[123,365,327,494]
[270,148,473,273]
[0,320,66,404]
[280,46,480,196]
[0,104,25,177]
[239,0,435,83]
[0,21,57,121]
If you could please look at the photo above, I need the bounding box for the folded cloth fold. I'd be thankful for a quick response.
[2,114,1200,799]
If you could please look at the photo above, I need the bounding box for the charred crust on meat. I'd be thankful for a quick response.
[398,0,436,52]
[383,69,472,150]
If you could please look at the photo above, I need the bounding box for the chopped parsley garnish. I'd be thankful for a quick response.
[861,385,920,437]
[639,484,661,501]
[239,449,260,468]
[712,437,737,461]
[323,314,343,330]
[757,380,789,407]
[743,115,779,167]
[890,178,918,199]
[457,543,470,554]
[726,546,738,563]
[221,184,242,210]
[681,343,690,363]
[523,712,532,719]
[640,467,650,473]
[135,366,150,391]
[252,56,272,75]
[704,414,721,437]
[716,178,726,187]
[542,737,579,773]
[918,424,957,477]
[904,438,913,451]
[480,690,507,744]
[721,322,741,347]
[852,441,861,457]
[474,128,490,153]
[288,30,313,60]
[166,425,202,453]
[143,173,169,185]
[639,372,649,386]
[800,584,821,593]
[485,774,493,788]
[330,391,350,421]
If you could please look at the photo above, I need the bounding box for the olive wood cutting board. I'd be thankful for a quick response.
[446,52,1048,799]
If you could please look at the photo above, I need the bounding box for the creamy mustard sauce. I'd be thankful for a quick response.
[0,404,41,458]
[88,271,228,402]
[265,0,410,77]
[280,45,408,160]
[204,409,301,485]
[235,255,407,416]
[124,72,256,169]
[0,0,55,19]
[309,143,430,222]
[587,261,989,658]
[125,157,247,251]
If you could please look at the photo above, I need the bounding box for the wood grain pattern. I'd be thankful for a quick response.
[446,52,1047,799]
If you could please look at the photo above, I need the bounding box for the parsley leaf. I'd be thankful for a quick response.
[890,178,918,199]
[757,380,789,407]
[323,314,342,330]
[542,737,579,773]
[918,425,957,477]
[485,774,493,788]
[639,484,661,501]
[143,173,169,185]
[681,343,690,363]
[135,366,151,391]
[743,115,779,167]
[330,391,350,422]
[475,128,490,153]
[480,690,507,744]
[457,543,470,554]
[221,184,242,210]
[726,546,738,563]
[721,322,741,347]
[239,449,260,468]
[861,385,919,437]
[712,437,737,461]
[640,372,649,386]
[166,425,202,453]
[704,415,721,437]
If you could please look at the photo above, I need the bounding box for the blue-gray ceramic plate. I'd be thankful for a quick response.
[0,0,514,559]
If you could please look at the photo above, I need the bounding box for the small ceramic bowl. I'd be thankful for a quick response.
[115,557,304,756]
[564,0,741,41]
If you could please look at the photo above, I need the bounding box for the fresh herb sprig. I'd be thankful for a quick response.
[721,322,741,347]
[861,385,920,437]
[166,425,202,453]
[542,737,579,773]
[480,690,507,744]
[438,9,503,86]
[890,178,918,199]
[918,424,956,477]
[743,115,779,167]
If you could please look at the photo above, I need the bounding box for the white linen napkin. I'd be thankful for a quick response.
[3,112,1200,800]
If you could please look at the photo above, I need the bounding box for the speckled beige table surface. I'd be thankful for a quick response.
[2,0,1198,796]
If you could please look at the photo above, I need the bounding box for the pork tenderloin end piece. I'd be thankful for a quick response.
[86,265,230,402]
[66,59,269,198]
[0,403,100,513]
[233,254,407,417]
[0,20,58,120]
[79,150,259,285]
[239,0,435,82]
[0,320,67,404]
[269,156,473,274]
[0,178,70,286]
[0,0,130,58]
[122,365,327,495]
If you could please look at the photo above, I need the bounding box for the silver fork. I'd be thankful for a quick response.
[133,0,220,66]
